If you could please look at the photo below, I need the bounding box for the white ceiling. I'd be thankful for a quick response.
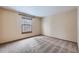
[1,6,76,17]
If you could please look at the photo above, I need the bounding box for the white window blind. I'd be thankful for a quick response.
[21,15,32,34]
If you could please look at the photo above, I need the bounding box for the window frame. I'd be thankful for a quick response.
[21,16,32,34]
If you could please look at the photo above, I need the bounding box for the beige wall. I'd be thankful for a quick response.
[42,9,77,42]
[0,9,41,43]
[0,9,2,40]
[77,7,79,49]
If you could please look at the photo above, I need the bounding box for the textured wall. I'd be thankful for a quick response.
[42,9,77,42]
[0,9,41,43]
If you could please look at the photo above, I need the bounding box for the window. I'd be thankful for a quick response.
[21,15,32,34]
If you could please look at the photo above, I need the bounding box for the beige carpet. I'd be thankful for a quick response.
[0,36,78,53]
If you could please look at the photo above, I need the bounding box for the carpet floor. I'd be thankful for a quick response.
[0,36,78,53]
